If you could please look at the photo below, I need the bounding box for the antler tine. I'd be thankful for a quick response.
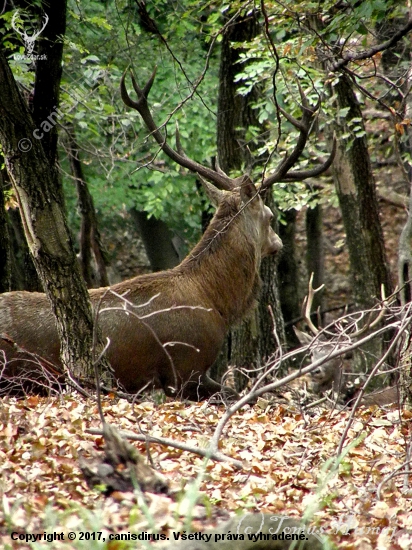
[120,68,235,191]
[278,82,317,132]
[277,105,306,132]
[351,284,390,338]
[131,67,157,102]
[281,136,336,182]
[260,85,333,192]
[297,81,321,114]
[215,155,230,178]
[303,272,325,336]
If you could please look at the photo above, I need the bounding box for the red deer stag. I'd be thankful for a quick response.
[0,69,334,401]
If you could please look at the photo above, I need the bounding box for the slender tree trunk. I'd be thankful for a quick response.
[306,203,325,322]
[277,209,301,346]
[258,192,286,366]
[68,131,110,288]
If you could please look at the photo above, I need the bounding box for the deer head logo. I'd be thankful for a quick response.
[11,10,49,56]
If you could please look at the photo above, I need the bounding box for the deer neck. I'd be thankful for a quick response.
[178,213,262,327]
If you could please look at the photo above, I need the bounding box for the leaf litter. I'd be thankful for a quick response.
[0,394,411,549]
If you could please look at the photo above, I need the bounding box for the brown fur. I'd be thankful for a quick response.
[294,329,398,407]
[0,186,282,400]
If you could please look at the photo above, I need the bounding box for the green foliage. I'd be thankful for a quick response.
[220,0,409,213]
[2,0,408,246]
[59,0,220,246]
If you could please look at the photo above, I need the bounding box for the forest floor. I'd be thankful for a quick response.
[0,392,411,549]
[2,136,411,549]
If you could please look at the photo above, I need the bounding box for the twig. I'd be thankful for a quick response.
[85,427,243,469]
[336,302,412,456]
[331,17,412,71]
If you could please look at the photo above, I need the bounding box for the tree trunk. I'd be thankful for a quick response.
[306,203,325,323]
[0,170,11,293]
[376,9,412,405]
[332,75,392,306]
[277,209,301,346]
[129,208,180,271]
[214,9,286,387]
[0,5,111,384]
[331,74,392,373]
[68,130,110,288]
[258,192,286,371]
[216,14,260,173]
[8,206,42,291]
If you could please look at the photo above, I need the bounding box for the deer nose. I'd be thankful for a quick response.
[267,232,283,255]
[311,367,323,380]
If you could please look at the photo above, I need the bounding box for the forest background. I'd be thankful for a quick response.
[1,1,412,549]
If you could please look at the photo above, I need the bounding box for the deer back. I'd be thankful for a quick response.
[0,184,281,400]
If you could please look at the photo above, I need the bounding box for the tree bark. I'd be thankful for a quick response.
[8,206,42,291]
[68,130,110,288]
[0,6,111,384]
[216,13,260,173]
[331,74,392,374]
[332,74,392,307]
[129,208,180,271]
[214,9,286,387]
[0,170,12,293]
[277,209,301,346]
[376,8,412,405]
[306,203,325,323]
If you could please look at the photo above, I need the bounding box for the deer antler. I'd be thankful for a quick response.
[302,272,325,336]
[350,284,390,338]
[121,68,335,194]
[120,68,236,191]
[260,85,336,191]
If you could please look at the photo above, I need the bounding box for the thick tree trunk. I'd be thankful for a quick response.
[216,14,260,173]
[1,164,41,291]
[129,208,180,271]
[7,206,42,291]
[376,10,412,405]
[332,74,392,306]
[214,10,286,387]
[331,74,392,374]
[0,6,111,384]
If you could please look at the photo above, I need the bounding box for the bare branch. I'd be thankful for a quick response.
[85,427,243,469]
[331,17,412,72]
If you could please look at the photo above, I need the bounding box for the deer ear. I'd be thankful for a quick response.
[237,175,257,204]
[293,327,313,346]
[199,176,224,207]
